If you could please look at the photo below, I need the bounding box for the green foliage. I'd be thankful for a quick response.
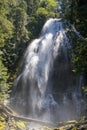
[58,0,78,23]
[1,0,29,74]
[76,3,87,38]
[2,40,17,73]
[36,7,48,16]
[58,0,87,37]
[0,16,13,46]
[0,0,30,100]
[39,0,58,17]
[0,0,14,47]
[27,0,58,39]
[72,39,87,75]
[12,7,29,43]
[0,51,9,101]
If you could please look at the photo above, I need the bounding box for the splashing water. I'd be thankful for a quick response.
[10,18,84,122]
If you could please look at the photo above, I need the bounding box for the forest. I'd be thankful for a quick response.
[0,0,87,129]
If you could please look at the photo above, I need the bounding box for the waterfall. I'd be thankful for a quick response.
[10,18,84,122]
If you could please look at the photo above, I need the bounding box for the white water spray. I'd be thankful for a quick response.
[10,18,84,123]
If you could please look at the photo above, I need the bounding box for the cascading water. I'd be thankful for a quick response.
[10,18,84,122]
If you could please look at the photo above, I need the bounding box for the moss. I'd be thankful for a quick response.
[0,111,26,130]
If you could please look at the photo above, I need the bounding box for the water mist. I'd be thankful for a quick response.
[10,18,84,123]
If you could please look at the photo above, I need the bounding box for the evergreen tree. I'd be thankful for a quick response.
[0,51,10,101]
[2,0,29,76]
[0,0,14,47]
[0,0,30,100]
[27,0,58,39]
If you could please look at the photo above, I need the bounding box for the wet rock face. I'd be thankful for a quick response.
[52,48,73,93]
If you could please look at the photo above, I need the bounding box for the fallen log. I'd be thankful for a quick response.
[0,103,87,129]
[0,103,57,127]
